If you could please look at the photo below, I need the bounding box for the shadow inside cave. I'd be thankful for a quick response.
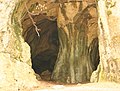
[22,14,59,81]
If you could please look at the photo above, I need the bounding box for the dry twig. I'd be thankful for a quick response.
[25,2,40,37]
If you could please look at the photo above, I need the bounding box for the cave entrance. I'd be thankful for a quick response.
[21,13,59,81]
[21,18,100,83]
[19,0,100,83]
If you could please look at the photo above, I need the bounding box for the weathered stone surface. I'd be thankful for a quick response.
[52,1,99,83]
[0,0,39,90]
[0,53,15,89]
[91,0,120,83]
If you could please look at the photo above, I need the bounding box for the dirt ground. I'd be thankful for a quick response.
[29,80,120,91]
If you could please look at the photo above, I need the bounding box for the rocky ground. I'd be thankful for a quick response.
[29,81,120,91]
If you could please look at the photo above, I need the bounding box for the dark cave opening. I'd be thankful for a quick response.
[22,14,59,81]
[89,37,100,71]
[21,14,100,82]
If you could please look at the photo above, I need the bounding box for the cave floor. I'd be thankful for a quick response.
[30,81,120,91]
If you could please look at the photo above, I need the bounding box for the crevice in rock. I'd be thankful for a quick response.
[89,37,100,71]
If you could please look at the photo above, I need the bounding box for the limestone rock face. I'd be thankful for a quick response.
[91,0,120,83]
[52,0,99,83]
[0,0,38,90]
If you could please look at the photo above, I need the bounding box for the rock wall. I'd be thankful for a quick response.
[91,0,120,83]
[52,0,99,83]
[0,0,38,91]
